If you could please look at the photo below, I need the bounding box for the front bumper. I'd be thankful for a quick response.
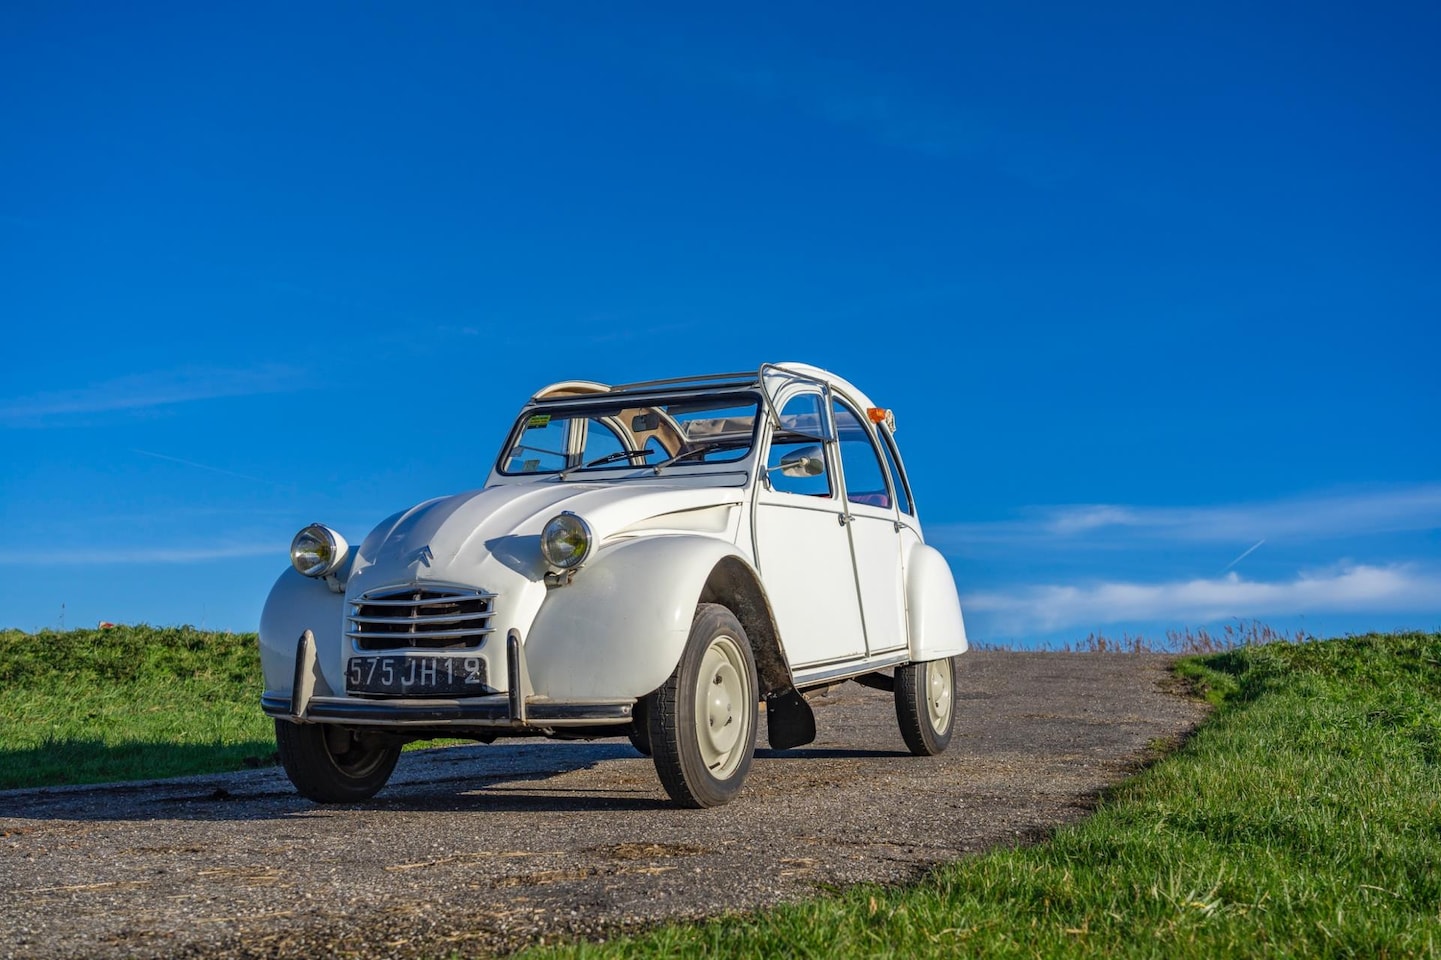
[260,693,634,726]
[262,627,634,729]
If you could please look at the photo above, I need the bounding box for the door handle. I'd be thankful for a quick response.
[838,513,852,526]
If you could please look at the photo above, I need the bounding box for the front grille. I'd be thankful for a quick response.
[347,584,497,651]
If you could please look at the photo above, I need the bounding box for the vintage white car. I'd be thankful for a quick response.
[259,363,968,808]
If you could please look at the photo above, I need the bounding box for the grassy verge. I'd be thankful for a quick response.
[0,625,274,788]
[7,627,1439,957]
[519,631,1441,959]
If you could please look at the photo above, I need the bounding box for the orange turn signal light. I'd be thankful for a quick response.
[867,407,896,432]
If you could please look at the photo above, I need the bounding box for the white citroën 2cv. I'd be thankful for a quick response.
[259,363,968,808]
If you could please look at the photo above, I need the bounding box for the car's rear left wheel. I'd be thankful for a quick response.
[648,603,758,808]
[894,656,956,756]
[274,719,401,803]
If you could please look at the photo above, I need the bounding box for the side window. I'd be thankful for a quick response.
[767,393,832,497]
[832,400,892,509]
[877,428,914,516]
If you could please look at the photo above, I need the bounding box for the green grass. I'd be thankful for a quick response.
[0,625,275,788]
[515,631,1441,959]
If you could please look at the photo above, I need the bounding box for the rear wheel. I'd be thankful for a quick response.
[894,656,956,756]
[274,719,401,802]
[649,604,758,808]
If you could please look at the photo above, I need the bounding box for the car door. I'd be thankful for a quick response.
[752,389,868,668]
[830,397,908,657]
[874,420,920,653]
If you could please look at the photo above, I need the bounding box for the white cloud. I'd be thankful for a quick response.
[0,544,276,565]
[0,363,303,426]
[1045,504,1144,535]
[934,484,1441,547]
[964,563,1441,633]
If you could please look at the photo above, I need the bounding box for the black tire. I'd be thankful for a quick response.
[649,603,758,808]
[274,719,401,803]
[628,695,653,757]
[894,656,956,756]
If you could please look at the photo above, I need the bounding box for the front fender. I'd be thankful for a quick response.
[258,567,345,699]
[525,535,747,700]
[905,543,969,660]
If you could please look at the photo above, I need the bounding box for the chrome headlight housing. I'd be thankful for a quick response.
[290,523,350,578]
[540,512,593,570]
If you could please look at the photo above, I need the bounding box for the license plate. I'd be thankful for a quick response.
[346,655,488,697]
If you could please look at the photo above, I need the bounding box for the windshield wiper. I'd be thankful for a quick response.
[558,448,653,478]
[651,442,730,474]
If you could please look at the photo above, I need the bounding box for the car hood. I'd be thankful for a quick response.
[345,478,746,597]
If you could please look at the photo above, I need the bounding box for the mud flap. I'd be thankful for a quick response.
[765,688,817,750]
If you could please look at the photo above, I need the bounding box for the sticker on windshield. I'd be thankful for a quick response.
[526,414,551,429]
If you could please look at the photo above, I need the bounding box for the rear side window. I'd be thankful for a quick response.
[876,428,914,516]
[832,399,892,509]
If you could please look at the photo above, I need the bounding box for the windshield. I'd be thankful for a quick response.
[498,393,761,477]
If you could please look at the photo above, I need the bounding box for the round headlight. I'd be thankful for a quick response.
[290,523,349,578]
[540,512,593,570]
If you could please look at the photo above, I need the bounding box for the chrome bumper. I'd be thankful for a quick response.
[260,693,634,726]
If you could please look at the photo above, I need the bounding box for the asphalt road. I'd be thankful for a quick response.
[0,652,1207,960]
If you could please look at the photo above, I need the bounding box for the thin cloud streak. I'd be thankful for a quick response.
[1222,539,1266,572]
[0,364,303,426]
[964,563,1440,633]
[935,485,1441,547]
[0,544,276,565]
[132,449,283,487]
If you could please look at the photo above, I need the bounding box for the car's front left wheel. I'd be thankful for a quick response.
[648,603,758,808]
[274,719,401,803]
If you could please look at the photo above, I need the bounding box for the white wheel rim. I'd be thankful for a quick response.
[925,659,953,733]
[694,634,750,778]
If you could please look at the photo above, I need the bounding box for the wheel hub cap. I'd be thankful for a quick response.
[926,660,953,732]
[694,635,749,775]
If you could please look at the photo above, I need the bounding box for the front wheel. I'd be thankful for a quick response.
[274,719,402,803]
[894,656,956,756]
[648,604,758,808]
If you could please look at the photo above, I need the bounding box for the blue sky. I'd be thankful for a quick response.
[1,2,1437,647]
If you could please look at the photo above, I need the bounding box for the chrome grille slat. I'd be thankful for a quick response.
[347,594,488,607]
[348,612,490,626]
[348,583,496,651]
[346,625,495,641]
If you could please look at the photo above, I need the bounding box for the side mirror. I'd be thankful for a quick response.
[777,445,825,478]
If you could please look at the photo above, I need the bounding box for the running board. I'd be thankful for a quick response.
[852,671,895,692]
